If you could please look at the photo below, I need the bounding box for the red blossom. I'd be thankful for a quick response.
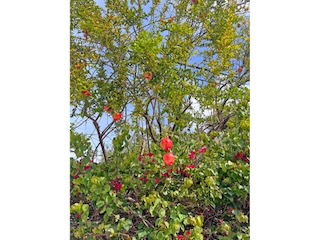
[234,152,250,163]
[140,177,148,184]
[111,180,122,192]
[234,152,244,160]
[162,172,170,178]
[81,90,91,97]
[148,153,153,157]
[144,72,152,81]
[243,157,250,164]
[112,112,122,122]
[186,230,191,236]
[84,165,91,171]
[186,165,195,170]
[198,147,207,154]
[177,235,184,240]
[188,151,196,160]
[76,214,81,219]
[73,174,79,179]
[155,178,160,184]
[103,105,113,114]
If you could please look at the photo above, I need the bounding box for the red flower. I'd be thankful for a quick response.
[84,165,91,171]
[198,147,207,154]
[188,151,196,160]
[76,214,81,219]
[112,112,122,122]
[177,235,184,240]
[162,172,170,178]
[73,174,79,179]
[140,177,148,184]
[103,105,113,114]
[243,157,250,164]
[148,153,153,157]
[111,180,122,192]
[237,67,243,74]
[144,72,152,81]
[186,230,191,236]
[81,90,90,97]
[186,165,195,170]
[234,152,250,163]
[234,152,244,160]
[155,178,160,184]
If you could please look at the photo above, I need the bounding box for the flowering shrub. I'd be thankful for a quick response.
[70,0,250,239]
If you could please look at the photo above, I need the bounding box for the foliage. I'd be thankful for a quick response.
[70,0,250,239]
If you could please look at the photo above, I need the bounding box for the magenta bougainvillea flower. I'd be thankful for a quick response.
[242,156,250,163]
[186,164,195,170]
[198,147,207,154]
[84,165,91,171]
[73,174,79,179]
[234,152,250,164]
[111,180,122,192]
[188,151,196,160]
[234,152,245,160]
[140,177,148,184]
[162,172,170,178]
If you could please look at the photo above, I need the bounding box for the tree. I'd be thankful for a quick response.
[70,0,250,239]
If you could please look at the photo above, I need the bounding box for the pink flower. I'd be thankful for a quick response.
[188,151,196,160]
[177,235,184,240]
[186,230,191,236]
[198,147,207,154]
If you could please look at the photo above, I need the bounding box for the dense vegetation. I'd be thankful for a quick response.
[70,0,250,239]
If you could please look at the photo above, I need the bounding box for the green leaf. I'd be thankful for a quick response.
[159,208,166,218]
[96,201,105,208]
